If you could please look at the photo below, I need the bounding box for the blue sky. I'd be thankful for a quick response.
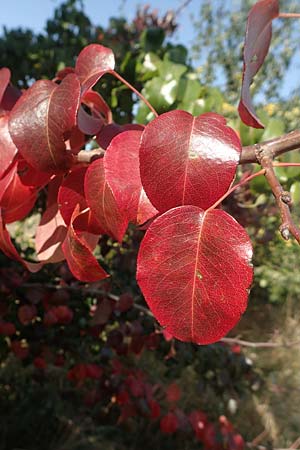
[1,0,299,99]
[1,0,194,44]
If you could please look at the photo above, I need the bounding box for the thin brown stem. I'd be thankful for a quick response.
[257,148,300,243]
[221,337,300,349]
[279,12,300,18]
[75,147,105,164]
[109,70,158,118]
[207,169,265,211]
[240,130,300,164]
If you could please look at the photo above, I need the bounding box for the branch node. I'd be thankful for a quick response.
[280,191,292,205]
[280,226,290,241]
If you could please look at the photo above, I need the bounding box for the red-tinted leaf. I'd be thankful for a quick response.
[115,293,134,313]
[238,0,279,128]
[82,90,112,123]
[97,123,144,149]
[0,210,42,272]
[85,158,128,242]
[77,105,104,135]
[17,159,52,187]
[189,410,208,440]
[166,383,181,403]
[160,413,178,434]
[62,205,108,282]
[55,66,75,81]
[104,130,158,225]
[0,84,21,113]
[75,44,115,93]
[0,163,37,223]
[0,68,10,105]
[58,166,102,234]
[137,206,253,345]
[0,115,18,179]
[9,74,81,173]
[34,357,47,370]
[18,304,37,325]
[35,203,67,263]
[0,321,16,336]
[11,340,29,359]
[53,305,74,324]
[91,298,113,325]
[140,111,241,212]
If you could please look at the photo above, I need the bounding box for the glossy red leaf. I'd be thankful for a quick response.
[0,163,37,223]
[238,0,279,128]
[0,115,18,179]
[58,166,102,234]
[97,123,144,149]
[85,158,128,242]
[0,210,42,273]
[62,205,108,282]
[0,68,10,105]
[9,74,81,173]
[0,84,21,113]
[75,44,115,93]
[104,130,158,225]
[137,206,253,345]
[140,111,241,213]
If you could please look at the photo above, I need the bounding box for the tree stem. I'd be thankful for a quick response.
[278,12,300,18]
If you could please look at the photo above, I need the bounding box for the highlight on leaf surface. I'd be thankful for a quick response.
[238,0,279,128]
[139,110,241,213]
[75,44,115,93]
[137,206,253,344]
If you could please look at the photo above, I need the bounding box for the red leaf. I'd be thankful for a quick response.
[0,209,42,273]
[0,115,18,179]
[77,105,104,135]
[0,68,10,105]
[62,205,108,282]
[140,111,241,212]
[160,413,178,434]
[0,163,37,223]
[35,203,67,263]
[97,123,144,149]
[104,130,158,225]
[75,44,115,93]
[238,0,279,128]
[85,158,128,242]
[17,159,52,187]
[82,90,112,123]
[166,383,181,403]
[34,357,47,370]
[137,206,253,345]
[18,304,37,325]
[58,166,102,234]
[9,74,81,173]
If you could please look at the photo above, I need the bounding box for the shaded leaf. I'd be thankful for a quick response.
[0,68,10,105]
[0,115,18,179]
[62,205,108,282]
[137,206,253,344]
[140,110,241,213]
[96,123,144,149]
[85,158,128,242]
[238,0,279,128]
[58,166,102,234]
[9,74,81,173]
[104,130,158,225]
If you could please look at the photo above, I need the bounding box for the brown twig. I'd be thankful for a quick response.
[255,143,300,243]
[239,130,300,164]
[221,337,300,349]
[279,13,300,19]
[76,147,105,164]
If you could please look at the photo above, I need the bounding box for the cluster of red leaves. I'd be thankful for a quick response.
[0,0,281,346]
